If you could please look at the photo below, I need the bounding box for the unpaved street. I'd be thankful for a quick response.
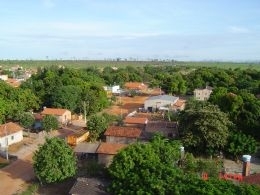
[0,130,70,195]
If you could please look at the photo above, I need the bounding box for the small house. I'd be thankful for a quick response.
[194,86,213,101]
[124,82,148,91]
[104,126,142,144]
[123,117,148,129]
[96,142,127,167]
[73,142,100,160]
[69,177,109,195]
[41,107,71,125]
[67,130,89,146]
[144,95,179,111]
[0,122,23,148]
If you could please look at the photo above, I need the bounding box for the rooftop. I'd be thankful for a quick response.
[74,142,100,153]
[69,177,109,195]
[146,95,179,102]
[123,117,148,125]
[41,108,69,116]
[0,122,23,137]
[124,82,147,90]
[96,142,127,155]
[104,126,142,138]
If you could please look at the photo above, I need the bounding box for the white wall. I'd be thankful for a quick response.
[0,130,23,148]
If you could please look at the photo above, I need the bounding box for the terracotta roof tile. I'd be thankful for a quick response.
[41,108,69,116]
[124,117,148,125]
[124,82,147,90]
[0,122,23,137]
[104,126,142,138]
[96,142,127,155]
[6,78,21,88]
[174,99,186,107]
[243,173,260,185]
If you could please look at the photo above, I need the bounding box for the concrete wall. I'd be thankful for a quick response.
[106,136,136,144]
[194,89,212,101]
[57,110,72,124]
[0,130,23,148]
[98,154,114,167]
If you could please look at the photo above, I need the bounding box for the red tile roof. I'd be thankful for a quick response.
[96,142,127,155]
[41,108,69,116]
[6,78,21,88]
[124,82,147,90]
[104,126,142,138]
[243,173,260,185]
[0,122,23,137]
[124,117,148,125]
[174,99,186,108]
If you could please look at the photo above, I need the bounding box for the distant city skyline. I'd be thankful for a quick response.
[0,0,260,61]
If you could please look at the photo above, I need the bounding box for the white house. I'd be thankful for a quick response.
[144,95,179,111]
[41,107,71,125]
[194,86,213,101]
[0,122,23,148]
[103,85,120,95]
[0,75,8,81]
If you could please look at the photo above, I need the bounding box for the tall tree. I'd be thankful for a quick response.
[226,131,257,161]
[33,137,77,184]
[178,101,232,156]
[87,114,109,141]
[42,115,59,132]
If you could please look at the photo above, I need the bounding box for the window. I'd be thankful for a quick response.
[11,135,14,140]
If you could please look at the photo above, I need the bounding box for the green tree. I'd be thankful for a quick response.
[52,85,82,112]
[226,131,257,161]
[87,114,109,141]
[33,137,77,184]
[42,115,59,132]
[108,136,182,194]
[18,112,35,135]
[178,101,232,156]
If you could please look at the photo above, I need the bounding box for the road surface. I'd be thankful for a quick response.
[0,130,71,195]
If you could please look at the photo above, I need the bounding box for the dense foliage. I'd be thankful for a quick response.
[178,100,232,156]
[33,137,77,184]
[0,81,39,123]
[42,115,59,132]
[226,131,257,160]
[86,113,117,141]
[21,66,109,115]
[108,136,260,195]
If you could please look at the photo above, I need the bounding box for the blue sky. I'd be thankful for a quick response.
[0,0,260,61]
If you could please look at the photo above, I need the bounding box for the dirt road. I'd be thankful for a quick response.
[0,130,70,195]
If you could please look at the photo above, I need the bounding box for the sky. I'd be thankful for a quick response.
[0,0,260,61]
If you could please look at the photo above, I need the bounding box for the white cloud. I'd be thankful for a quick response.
[228,26,250,34]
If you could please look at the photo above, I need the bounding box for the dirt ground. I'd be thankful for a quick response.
[104,95,149,116]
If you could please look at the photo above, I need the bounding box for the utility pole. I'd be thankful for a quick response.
[5,125,8,161]
[83,101,87,123]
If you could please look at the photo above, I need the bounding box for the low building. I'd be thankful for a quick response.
[104,126,142,144]
[0,75,8,81]
[0,122,23,148]
[172,99,186,111]
[124,82,148,91]
[41,107,71,125]
[69,177,109,195]
[194,86,213,101]
[67,130,89,146]
[96,142,127,167]
[103,85,120,96]
[144,95,179,111]
[73,142,100,160]
[123,116,148,129]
